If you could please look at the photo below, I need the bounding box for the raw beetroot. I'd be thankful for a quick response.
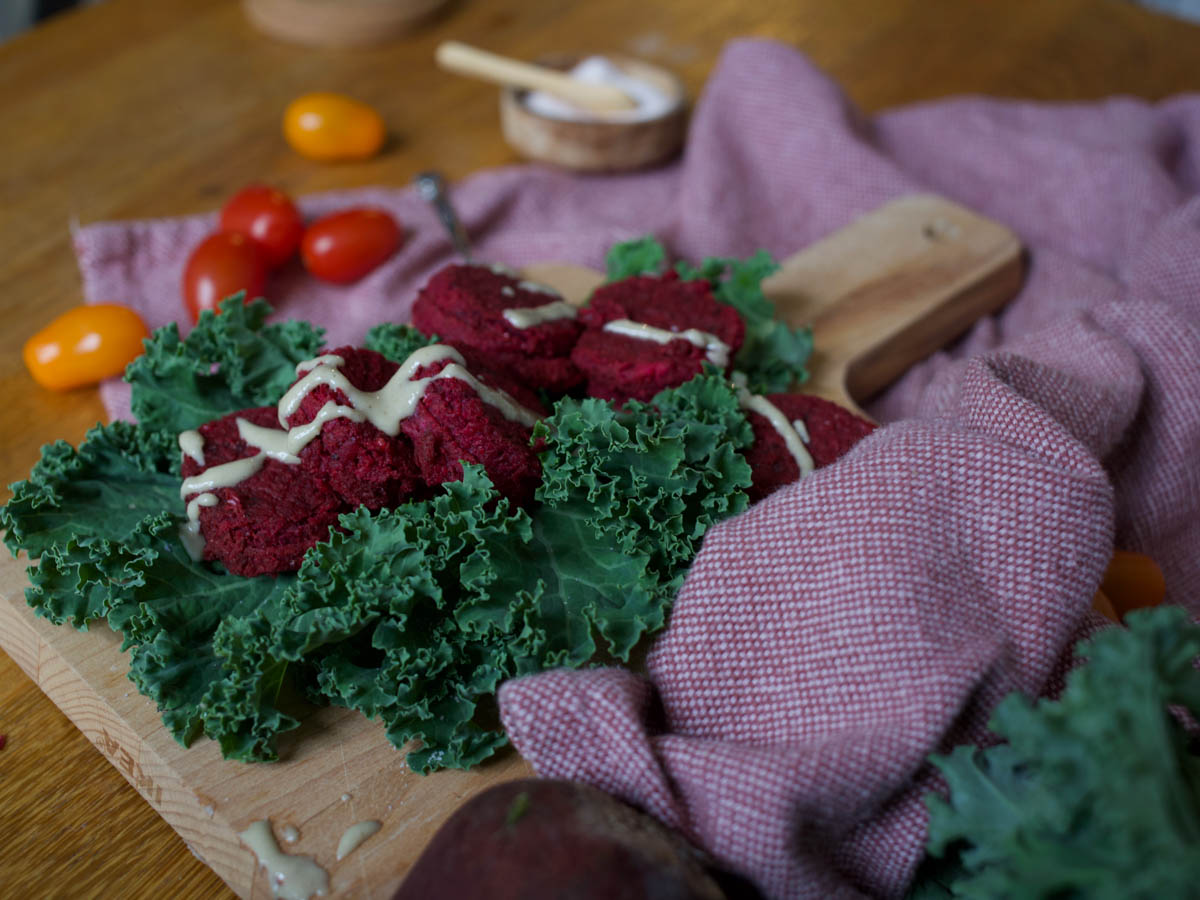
[393,779,734,900]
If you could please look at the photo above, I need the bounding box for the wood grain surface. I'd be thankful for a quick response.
[2,0,1199,897]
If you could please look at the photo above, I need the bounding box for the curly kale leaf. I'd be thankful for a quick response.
[280,465,660,773]
[676,252,812,393]
[364,323,438,363]
[918,606,1200,899]
[1,421,181,627]
[125,295,325,433]
[536,372,753,603]
[120,515,302,760]
[605,235,668,281]
[281,469,532,772]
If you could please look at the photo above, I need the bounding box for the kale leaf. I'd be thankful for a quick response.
[605,235,667,280]
[124,295,325,433]
[915,606,1200,899]
[363,322,439,363]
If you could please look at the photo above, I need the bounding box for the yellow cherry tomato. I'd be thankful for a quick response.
[23,304,150,391]
[283,92,386,162]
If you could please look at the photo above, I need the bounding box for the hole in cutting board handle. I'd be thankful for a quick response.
[921,218,961,242]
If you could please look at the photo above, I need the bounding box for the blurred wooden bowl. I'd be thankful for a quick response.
[500,55,687,172]
[243,0,449,47]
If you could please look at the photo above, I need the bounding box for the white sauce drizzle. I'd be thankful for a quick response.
[738,389,814,478]
[602,318,731,369]
[178,430,205,467]
[503,300,578,329]
[181,493,218,560]
[179,346,542,557]
[472,261,520,278]
[501,285,515,297]
[517,279,560,296]
[180,454,266,498]
[239,819,329,900]
[281,824,300,844]
[335,820,381,861]
[792,418,810,443]
[278,345,540,434]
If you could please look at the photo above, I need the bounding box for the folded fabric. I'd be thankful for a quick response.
[73,38,1200,899]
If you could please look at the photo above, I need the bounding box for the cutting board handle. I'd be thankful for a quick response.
[763,194,1024,416]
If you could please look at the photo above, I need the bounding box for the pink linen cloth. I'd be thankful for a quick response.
[74,40,1200,899]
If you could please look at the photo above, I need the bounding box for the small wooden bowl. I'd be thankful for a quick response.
[243,0,449,47]
[500,55,687,172]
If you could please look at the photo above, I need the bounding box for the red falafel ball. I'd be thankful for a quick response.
[400,352,544,507]
[181,406,346,577]
[411,263,584,395]
[742,393,877,503]
[283,346,425,510]
[571,271,745,405]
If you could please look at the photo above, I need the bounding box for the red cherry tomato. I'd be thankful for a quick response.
[219,184,304,269]
[301,208,402,284]
[182,231,269,323]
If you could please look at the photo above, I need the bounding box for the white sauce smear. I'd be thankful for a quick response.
[239,819,329,900]
[336,820,381,861]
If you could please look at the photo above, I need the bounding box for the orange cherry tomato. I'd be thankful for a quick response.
[301,208,402,284]
[24,304,150,391]
[182,231,270,323]
[1100,550,1165,621]
[219,184,304,269]
[283,92,386,162]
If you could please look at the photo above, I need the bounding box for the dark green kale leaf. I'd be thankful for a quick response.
[535,372,754,605]
[118,514,302,760]
[1,421,180,627]
[917,606,1200,899]
[1,420,180,558]
[363,323,438,363]
[605,235,667,281]
[280,465,659,773]
[676,252,812,393]
[125,295,325,434]
[282,469,533,772]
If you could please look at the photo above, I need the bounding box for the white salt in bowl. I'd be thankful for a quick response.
[499,55,687,172]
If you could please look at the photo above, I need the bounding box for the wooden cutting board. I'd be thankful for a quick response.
[0,194,1020,899]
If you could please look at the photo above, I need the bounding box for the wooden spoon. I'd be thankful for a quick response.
[436,41,638,115]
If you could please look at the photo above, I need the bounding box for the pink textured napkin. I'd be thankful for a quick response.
[74,39,1200,899]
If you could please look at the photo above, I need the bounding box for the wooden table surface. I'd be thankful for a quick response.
[1,0,1198,895]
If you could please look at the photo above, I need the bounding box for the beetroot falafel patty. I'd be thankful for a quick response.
[181,406,345,577]
[411,263,584,395]
[284,345,424,510]
[400,353,544,508]
[571,271,745,404]
[742,393,877,502]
